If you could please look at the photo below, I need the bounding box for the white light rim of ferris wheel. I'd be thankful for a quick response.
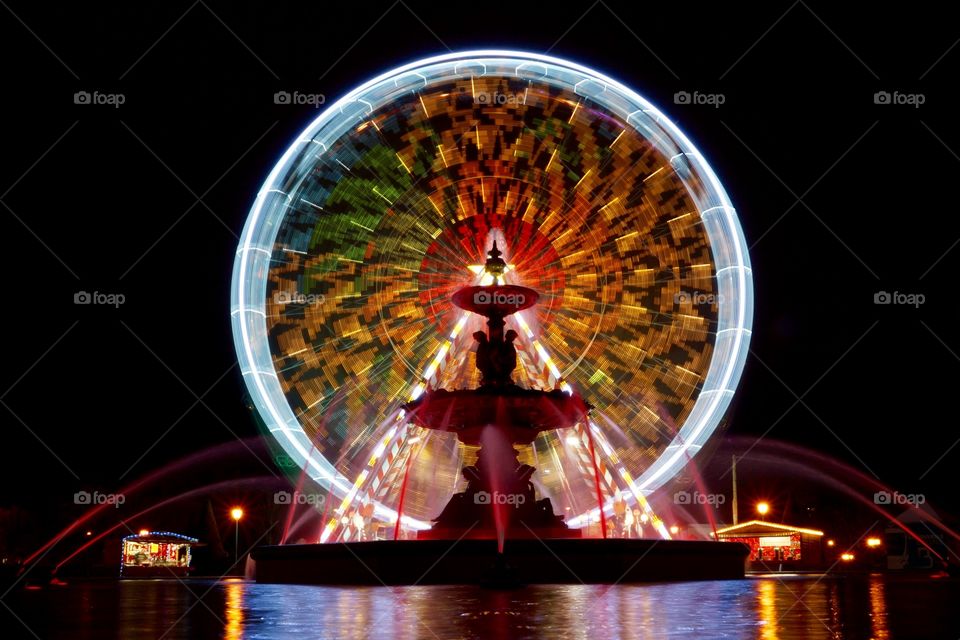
[231,50,753,529]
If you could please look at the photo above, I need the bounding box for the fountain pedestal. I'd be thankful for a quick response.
[415,423,575,541]
[403,242,586,541]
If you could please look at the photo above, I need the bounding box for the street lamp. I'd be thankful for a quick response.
[231,507,244,565]
[866,537,882,548]
[756,501,770,517]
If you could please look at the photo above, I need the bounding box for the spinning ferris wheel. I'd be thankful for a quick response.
[231,51,752,541]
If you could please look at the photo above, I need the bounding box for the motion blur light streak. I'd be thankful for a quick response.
[231,51,753,536]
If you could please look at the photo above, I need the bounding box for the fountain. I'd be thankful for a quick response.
[251,243,750,585]
[403,242,586,545]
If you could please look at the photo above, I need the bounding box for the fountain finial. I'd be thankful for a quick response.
[484,240,507,284]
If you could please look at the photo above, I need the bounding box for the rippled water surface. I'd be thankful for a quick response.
[4,574,958,639]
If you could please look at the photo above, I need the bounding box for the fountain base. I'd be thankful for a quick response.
[416,424,576,541]
[251,538,749,585]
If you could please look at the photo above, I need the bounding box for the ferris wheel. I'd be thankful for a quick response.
[231,50,752,541]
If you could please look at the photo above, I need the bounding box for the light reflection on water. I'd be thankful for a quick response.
[867,573,889,640]
[5,574,958,639]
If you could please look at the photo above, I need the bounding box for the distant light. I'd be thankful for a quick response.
[230,507,244,521]
[840,552,855,561]
[756,501,770,516]
[640,513,649,524]
[669,525,680,535]
[826,539,835,547]
[138,529,149,537]
[866,537,882,548]
[85,531,93,537]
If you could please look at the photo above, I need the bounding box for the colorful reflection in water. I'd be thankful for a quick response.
[5,574,957,639]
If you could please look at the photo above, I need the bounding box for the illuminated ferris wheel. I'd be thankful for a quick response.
[231,51,752,541]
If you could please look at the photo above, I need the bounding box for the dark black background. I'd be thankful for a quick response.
[1,1,957,551]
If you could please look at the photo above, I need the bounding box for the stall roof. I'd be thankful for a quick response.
[122,531,200,544]
[713,520,824,537]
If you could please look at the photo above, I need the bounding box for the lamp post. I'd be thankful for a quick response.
[230,507,244,565]
[756,501,770,518]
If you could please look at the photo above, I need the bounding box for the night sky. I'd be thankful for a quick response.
[1,2,957,552]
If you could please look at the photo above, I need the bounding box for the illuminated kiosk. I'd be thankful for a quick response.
[713,521,825,570]
[237,51,753,584]
[120,531,199,578]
